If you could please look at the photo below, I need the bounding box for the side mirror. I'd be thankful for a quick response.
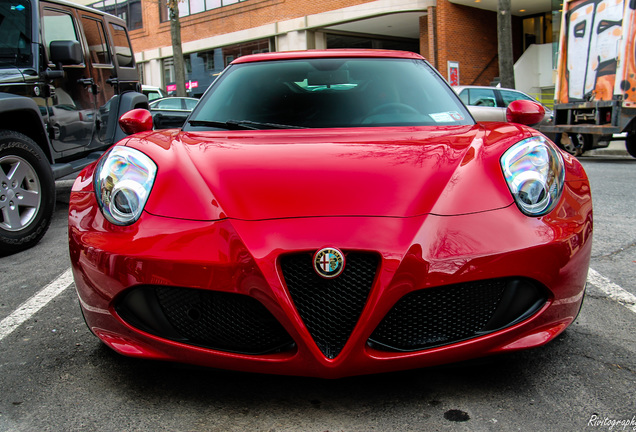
[49,40,83,66]
[506,100,545,125]
[119,109,153,135]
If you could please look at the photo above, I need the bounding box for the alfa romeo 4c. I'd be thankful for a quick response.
[69,50,592,378]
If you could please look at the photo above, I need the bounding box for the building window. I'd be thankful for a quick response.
[163,57,175,88]
[89,0,142,31]
[163,39,270,97]
[159,0,248,22]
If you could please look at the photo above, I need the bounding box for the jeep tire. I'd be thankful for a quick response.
[0,130,55,255]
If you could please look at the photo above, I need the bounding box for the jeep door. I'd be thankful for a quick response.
[78,11,117,147]
[41,3,96,154]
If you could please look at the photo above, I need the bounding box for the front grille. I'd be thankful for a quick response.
[281,252,379,359]
[368,278,547,352]
[116,286,295,355]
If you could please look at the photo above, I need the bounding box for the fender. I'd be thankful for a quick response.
[0,93,54,163]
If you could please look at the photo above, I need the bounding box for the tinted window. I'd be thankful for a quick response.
[154,98,182,109]
[109,23,134,67]
[500,89,533,107]
[187,58,472,129]
[42,9,79,62]
[0,0,32,66]
[458,90,469,105]
[465,88,497,107]
[82,17,111,65]
[184,98,198,109]
[145,90,162,101]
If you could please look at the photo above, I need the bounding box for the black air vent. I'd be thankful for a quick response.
[116,286,295,355]
[368,278,547,352]
[281,252,379,359]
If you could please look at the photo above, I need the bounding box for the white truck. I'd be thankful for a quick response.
[539,0,636,158]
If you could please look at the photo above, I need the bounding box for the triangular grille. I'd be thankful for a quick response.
[281,252,378,359]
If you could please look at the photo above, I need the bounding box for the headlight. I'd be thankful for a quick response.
[501,136,564,216]
[95,146,157,225]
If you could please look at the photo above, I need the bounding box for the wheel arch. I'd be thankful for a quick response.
[0,94,53,163]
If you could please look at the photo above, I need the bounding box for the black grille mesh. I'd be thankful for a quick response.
[281,252,379,359]
[155,286,294,354]
[369,279,507,351]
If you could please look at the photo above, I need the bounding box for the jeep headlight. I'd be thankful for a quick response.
[95,146,157,225]
[501,136,564,216]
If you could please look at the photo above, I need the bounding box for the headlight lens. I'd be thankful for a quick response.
[501,136,564,216]
[95,146,157,225]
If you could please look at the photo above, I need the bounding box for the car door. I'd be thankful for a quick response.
[41,3,96,154]
[78,11,117,148]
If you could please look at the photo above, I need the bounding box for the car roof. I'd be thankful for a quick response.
[46,0,126,24]
[231,49,425,64]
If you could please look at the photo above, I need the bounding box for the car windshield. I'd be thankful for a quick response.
[185,57,473,130]
[0,0,32,67]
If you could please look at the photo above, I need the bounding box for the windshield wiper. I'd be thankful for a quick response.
[188,119,305,130]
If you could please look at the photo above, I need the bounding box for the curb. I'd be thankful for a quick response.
[584,140,632,157]
[585,149,631,156]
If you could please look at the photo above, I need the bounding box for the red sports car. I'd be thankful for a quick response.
[69,50,592,378]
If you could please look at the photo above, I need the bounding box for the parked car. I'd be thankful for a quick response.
[69,50,591,378]
[453,85,552,124]
[0,0,146,255]
[149,97,198,129]
[142,85,167,102]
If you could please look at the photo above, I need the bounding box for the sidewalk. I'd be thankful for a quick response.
[584,139,631,157]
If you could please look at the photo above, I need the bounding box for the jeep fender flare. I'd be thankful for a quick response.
[0,93,54,163]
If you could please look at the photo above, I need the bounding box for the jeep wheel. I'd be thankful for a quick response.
[0,131,55,255]
[627,134,636,158]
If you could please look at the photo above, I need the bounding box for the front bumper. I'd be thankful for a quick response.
[69,181,592,378]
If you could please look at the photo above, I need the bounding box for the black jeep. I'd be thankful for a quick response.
[0,0,147,254]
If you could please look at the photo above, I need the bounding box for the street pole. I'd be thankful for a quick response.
[497,0,516,89]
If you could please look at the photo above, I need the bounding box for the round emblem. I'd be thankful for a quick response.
[313,247,345,279]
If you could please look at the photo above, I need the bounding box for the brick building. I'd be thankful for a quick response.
[78,0,561,99]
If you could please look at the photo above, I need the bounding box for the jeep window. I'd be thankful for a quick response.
[42,9,79,63]
[109,23,134,68]
[0,0,32,66]
[81,16,111,65]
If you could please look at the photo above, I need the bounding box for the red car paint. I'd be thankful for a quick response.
[69,50,592,378]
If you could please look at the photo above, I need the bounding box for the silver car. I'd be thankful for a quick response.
[453,85,552,124]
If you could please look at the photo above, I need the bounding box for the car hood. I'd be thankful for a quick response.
[130,125,531,221]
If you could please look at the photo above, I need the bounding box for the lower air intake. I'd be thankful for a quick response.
[116,286,295,355]
[368,278,547,352]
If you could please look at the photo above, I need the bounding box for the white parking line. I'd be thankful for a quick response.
[0,268,74,341]
[587,268,636,314]
[0,267,633,343]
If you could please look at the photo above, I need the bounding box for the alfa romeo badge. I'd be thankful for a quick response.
[313,247,345,279]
